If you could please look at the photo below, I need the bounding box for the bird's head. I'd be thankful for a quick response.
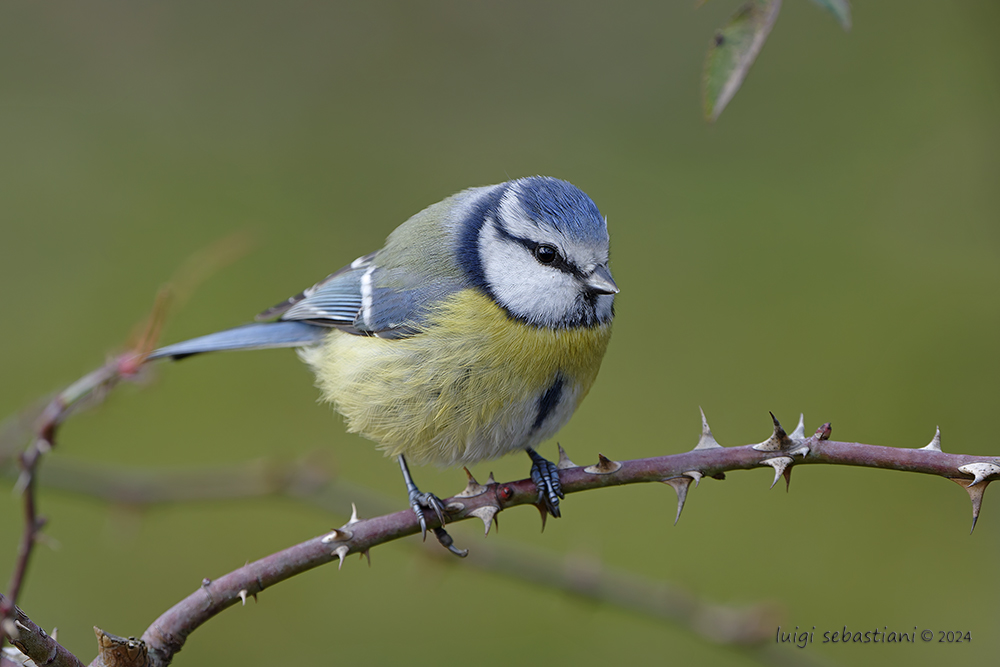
[459,176,617,329]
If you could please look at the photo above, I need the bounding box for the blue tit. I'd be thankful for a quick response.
[149,176,618,548]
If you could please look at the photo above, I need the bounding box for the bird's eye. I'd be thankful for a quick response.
[534,244,558,264]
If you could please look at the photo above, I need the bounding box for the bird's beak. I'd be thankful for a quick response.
[585,264,619,295]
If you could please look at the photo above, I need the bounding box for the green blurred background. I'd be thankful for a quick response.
[2,1,998,665]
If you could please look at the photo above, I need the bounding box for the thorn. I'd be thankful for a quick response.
[486,472,497,485]
[455,467,488,498]
[663,477,692,525]
[13,470,30,496]
[958,462,1000,487]
[32,528,59,552]
[360,550,371,566]
[2,618,19,642]
[789,445,810,458]
[949,477,989,534]
[814,423,832,440]
[238,589,248,606]
[445,502,465,512]
[556,443,577,469]
[584,453,622,475]
[333,545,349,569]
[790,414,806,443]
[51,627,58,641]
[683,470,703,487]
[921,427,942,452]
[782,466,793,492]
[693,407,723,450]
[347,502,361,525]
[322,528,353,544]
[468,505,500,536]
[771,412,786,438]
[753,412,792,451]
[760,457,794,489]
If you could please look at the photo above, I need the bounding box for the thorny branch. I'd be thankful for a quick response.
[0,453,781,650]
[0,593,84,667]
[65,412,1000,666]
[1,236,251,661]
[0,350,149,652]
[3,380,998,667]
[135,413,1000,665]
[0,281,176,650]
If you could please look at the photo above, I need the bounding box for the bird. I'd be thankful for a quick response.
[148,176,617,552]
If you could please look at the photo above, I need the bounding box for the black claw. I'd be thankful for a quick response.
[433,526,468,558]
[411,502,428,538]
[528,448,564,518]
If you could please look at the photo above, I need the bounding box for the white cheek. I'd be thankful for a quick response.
[479,224,578,325]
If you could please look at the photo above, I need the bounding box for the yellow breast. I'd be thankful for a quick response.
[301,289,612,466]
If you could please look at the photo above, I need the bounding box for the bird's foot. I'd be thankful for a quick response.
[528,448,564,519]
[407,487,447,539]
[398,454,465,557]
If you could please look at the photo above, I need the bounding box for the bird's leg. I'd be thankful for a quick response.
[527,447,564,518]
[398,454,445,537]
[398,455,466,557]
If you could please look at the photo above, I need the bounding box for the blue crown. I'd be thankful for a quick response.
[513,176,607,242]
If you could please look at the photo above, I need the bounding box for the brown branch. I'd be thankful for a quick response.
[1,354,146,654]
[0,594,85,667]
[1,287,176,650]
[5,390,996,666]
[5,395,997,666]
[3,451,388,521]
[101,412,995,667]
[0,236,252,659]
[8,455,783,649]
[432,540,781,644]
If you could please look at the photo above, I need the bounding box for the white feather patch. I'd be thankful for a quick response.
[360,265,375,328]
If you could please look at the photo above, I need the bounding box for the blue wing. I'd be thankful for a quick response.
[149,250,461,360]
[258,253,460,339]
[149,255,373,360]
[256,252,374,325]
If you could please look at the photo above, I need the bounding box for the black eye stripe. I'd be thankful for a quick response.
[491,222,583,278]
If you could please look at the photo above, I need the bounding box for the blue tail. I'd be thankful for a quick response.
[148,321,328,361]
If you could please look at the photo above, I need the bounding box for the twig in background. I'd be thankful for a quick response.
[0,235,252,655]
